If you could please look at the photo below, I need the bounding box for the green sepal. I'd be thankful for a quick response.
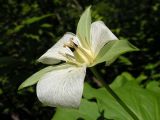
[18,66,54,90]
[76,6,91,48]
[18,64,71,90]
[93,40,139,66]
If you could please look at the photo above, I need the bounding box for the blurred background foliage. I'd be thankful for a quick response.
[0,0,160,119]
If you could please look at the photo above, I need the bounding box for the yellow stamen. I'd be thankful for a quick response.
[60,37,94,66]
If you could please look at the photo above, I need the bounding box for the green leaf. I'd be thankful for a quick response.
[13,14,53,33]
[22,14,53,25]
[118,56,133,65]
[84,83,133,120]
[52,99,100,120]
[110,72,136,89]
[24,34,39,41]
[146,81,160,95]
[94,40,139,66]
[76,6,91,48]
[83,78,160,120]
[18,64,70,90]
[136,73,147,83]
[40,23,52,28]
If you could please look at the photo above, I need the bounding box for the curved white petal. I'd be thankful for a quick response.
[90,21,118,56]
[38,33,79,64]
[36,64,86,108]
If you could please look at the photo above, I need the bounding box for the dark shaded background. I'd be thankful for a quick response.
[0,0,160,120]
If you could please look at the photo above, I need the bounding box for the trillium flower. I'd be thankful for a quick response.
[19,7,138,108]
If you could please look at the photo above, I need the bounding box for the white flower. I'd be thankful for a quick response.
[36,8,118,108]
[18,7,137,108]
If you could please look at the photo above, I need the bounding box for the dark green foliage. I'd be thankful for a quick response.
[0,0,159,119]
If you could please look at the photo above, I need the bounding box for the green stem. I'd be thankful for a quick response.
[90,67,139,120]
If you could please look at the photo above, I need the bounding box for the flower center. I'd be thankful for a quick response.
[63,38,94,66]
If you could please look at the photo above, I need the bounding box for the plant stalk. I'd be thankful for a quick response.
[90,67,139,120]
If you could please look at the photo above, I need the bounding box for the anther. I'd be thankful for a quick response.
[63,38,78,51]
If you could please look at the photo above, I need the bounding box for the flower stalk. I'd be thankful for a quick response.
[90,67,139,120]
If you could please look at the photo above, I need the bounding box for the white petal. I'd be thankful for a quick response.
[36,64,86,108]
[90,21,118,56]
[38,33,79,64]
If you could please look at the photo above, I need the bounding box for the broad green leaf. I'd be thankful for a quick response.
[110,72,136,89]
[84,83,133,120]
[115,82,160,120]
[18,64,70,90]
[52,99,100,120]
[76,6,91,48]
[94,40,139,66]
[83,77,160,120]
